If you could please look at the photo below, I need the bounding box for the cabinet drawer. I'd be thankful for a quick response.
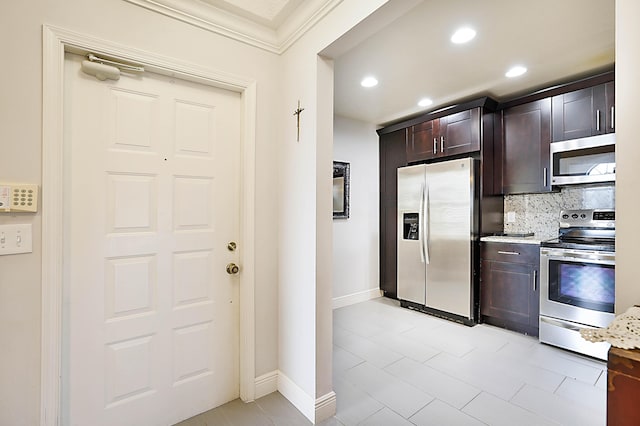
[481,242,539,264]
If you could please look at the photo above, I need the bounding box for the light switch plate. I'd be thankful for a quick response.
[0,224,33,255]
[506,211,516,223]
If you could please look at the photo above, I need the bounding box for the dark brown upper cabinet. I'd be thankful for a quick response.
[407,108,480,162]
[501,98,552,194]
[552,81,615,142]
[407,119,438,161]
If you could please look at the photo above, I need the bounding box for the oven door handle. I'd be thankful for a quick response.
[541,250,615,264]
[540,316,595,333]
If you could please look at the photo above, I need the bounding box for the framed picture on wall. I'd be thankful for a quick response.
[333,161,350,219]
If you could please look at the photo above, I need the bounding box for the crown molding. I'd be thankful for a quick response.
[123,0,343,54]
[276,0,342,52]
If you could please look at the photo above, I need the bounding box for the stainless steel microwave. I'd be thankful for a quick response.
[550,133,615,186]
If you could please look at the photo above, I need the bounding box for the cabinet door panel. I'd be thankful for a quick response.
[408,120,438,162]
[605,81,615,133]
[502,99,551,194]
[379,129,407,298]
[381,199,398,297]
[592,83,609,136]
[553,87,594,141]
[441,108,481,156]
[383,129,408,195]
[481,260,533,325]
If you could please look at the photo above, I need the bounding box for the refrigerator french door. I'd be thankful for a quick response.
[397,157,477,323]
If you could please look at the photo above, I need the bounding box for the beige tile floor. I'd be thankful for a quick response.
[178,297,607,425]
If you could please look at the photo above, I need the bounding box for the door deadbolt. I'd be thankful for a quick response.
[226,263,240,275]
[227,242,237,251]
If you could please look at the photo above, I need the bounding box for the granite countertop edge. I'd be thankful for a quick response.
[480,235,543,245]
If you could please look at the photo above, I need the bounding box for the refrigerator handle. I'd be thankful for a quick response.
[423,184,430,264]
[419,183,426,264]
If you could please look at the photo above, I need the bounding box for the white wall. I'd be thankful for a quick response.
[0,2,281,424]
[615,0,640,313]
[332,115,380,307]
[277,1,392,421]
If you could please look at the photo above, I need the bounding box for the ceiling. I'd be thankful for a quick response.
[127,0,615,128]
[328,0,615,126]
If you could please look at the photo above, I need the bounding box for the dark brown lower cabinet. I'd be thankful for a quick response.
[480,242,539,336]
[608,347,640,425]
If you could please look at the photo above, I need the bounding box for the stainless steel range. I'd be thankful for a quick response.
[539,209,615,360]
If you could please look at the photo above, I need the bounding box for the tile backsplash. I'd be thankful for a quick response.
[503,184,615,239]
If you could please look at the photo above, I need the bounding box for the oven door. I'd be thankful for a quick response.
[540,247,615,328]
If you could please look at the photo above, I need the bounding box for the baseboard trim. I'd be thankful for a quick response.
[276,371,337,423]
[278,371,316,422]
[254,370,279,400]
[332,288,382,309]
[315,390,337,423]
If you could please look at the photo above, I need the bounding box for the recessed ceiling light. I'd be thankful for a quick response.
[361,76,378,88]
[505,66,527,78]
[451,27,476,44]
[418,98,433,107]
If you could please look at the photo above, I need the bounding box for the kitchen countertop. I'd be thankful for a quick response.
[480,235,544,245]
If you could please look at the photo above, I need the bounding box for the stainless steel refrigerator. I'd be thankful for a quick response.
[397,157,478,323]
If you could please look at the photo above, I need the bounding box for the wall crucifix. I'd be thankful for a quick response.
[293,100,305,142]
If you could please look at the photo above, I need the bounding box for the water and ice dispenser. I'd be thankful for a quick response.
[403,213,419,240]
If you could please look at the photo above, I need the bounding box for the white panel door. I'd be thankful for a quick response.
[63,53,241,426]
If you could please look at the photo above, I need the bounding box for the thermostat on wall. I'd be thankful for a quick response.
[0,183,39,213]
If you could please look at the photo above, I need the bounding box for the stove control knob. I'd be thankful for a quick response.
[580,213,587,219]
[571,213,579,219]
[562,214,569,219]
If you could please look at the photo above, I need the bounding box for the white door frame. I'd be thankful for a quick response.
[41,24,257,426]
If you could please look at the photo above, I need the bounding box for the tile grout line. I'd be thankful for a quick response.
[457,391,491,425]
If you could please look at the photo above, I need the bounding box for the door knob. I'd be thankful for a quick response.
[226,263,240,275]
